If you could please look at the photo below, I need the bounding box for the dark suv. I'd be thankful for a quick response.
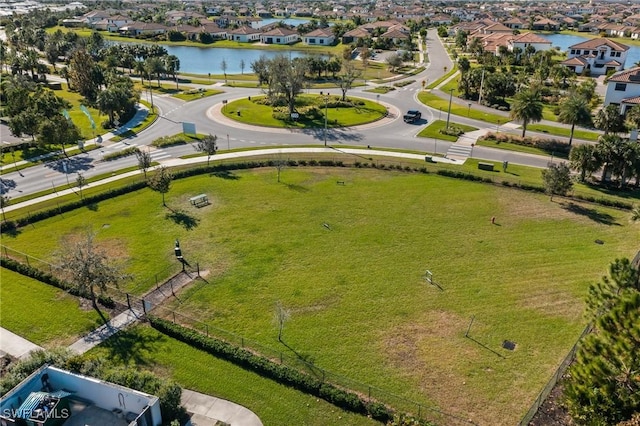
[403,110,422,123]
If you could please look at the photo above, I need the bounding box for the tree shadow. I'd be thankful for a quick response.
[561,202,620,226]
[166,209,199,230]
[45,156,94,173]
[210,170,240,180]
[466,336,505,359]
[284,183,310,192]
[0,178,17,194]
[98,328,163,365]
[295,127,365,143]
[280,339,324,379]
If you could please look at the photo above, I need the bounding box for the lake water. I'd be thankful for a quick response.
[161,45,323,74]
[540,33,640,68]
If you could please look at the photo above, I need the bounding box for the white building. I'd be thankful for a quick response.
[302,28,335,46]
[603,66,640,114]
[260,27,300,45]
[507,33,552,54]
[227,26,262,42]
[561,38,629,76]
[0,365,163,426]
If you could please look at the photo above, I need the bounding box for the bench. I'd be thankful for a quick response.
[478,162,494,171]
[337,181,345,185]
[189,194,208,207]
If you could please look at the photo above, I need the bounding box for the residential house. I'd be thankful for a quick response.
[119,22,168,36]
[561,38,629,75]
[503,17,525,29]
[604,66,640,114]
[227,25,262,42]
[341,27,370,44]
[260,27,300,44]
[201,22,227,39]
[91,14,133,32]
[380,25,410,44]
[302,28,335,45]
[530,18,560,31]
[508,32,552,54]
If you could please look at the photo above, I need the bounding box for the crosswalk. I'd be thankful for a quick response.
[103,141,171,162]
[445,144,473,160]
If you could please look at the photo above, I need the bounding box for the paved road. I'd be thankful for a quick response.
[0,30,560,200]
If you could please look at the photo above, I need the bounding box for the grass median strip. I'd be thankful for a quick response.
[417,92,510,125]
[417,120,478,142]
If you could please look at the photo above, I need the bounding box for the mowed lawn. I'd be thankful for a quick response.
[88,325,378,426]
[3,168,637,425]
[0,268,105,346]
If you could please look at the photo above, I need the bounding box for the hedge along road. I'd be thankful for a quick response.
[0,29,560,200]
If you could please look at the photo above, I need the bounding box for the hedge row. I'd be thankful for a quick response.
[147,316,396,423]
[0,257,115,308]
[103,146,139,161]
[0,180,148,233]
[2,158,633,235]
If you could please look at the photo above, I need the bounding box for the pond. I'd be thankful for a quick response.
[160,45,326,74]
[539,33,640,68]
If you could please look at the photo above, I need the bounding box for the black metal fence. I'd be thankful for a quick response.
[518,324,592,426]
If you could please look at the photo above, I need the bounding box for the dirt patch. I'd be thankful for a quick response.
[518,290,583,321]
[495,191,611,225]
[381,311,494,424]
[528,377,574,426]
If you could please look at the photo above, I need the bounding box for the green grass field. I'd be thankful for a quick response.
[526,124,601,142]
[4,167,637,425]
[172,89,224,101]
[87,325,378,426]
[0,268,105,346]
[222,95,387,128]
[417,92,510,125]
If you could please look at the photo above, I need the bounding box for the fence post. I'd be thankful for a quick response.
[241,337,244,347]
[173,311,176,323]
[205,324,208,337]
[142,298,147,315]
[197,262,200,277]
[25,255,30,266]
[368,386,371,400]
[126,293,131,310]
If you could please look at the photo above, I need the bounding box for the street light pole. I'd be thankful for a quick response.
[468,102,471,117]
[446,89,453,130]
[324,93,329,147]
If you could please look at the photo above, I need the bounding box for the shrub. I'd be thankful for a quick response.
[102,147,139,161]
[0,257,116,308]
[152,135,192,148]
[148,317,394,423]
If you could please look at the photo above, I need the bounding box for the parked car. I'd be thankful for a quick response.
[403,110,422,123]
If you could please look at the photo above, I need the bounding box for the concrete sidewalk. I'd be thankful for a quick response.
[0,105,150,174]
[0,327,43,359]
[3,147,463,213]
[182,389,262,426]
[68,309,143,355]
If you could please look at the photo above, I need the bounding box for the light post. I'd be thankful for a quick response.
[376,94,380,104]
[446,89,453,130]
[173,58,179,90]
[227,133,230,151]
[324,93,330,147]
[467,102,471,117]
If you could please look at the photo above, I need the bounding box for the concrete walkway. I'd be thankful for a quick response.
[68,309,143,355]
[0,328,43,359]
[182,389,262,426]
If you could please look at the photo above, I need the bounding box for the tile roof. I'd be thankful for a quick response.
[569,38,630,51]
[607,66,640,82]
[621,96,640,104]
[561,56,589,66]
[511,33,552,44]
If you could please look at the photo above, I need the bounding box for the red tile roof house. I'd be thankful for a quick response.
[302,28,335,46]
[227,26,262,42]
[604,66,640,114]
[561,38,629,76]
[260,27,300,45]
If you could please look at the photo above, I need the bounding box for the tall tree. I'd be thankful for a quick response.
[144,56,164,88]
[558,95,593,146]
[0,195,10,222]
[385,53,403,72]
[68,49,102,101]
[194,134,218,166]
[267,55,309,115]
[595,104,625,135]
[541,162,573,201]
[148,166,173,206]
[135,148,152,178]
[510,89,543,137]
[569,144,600,182]
[565,259,640,425]
[56,231,130,320]
[240,59,245,75]
[337,61,361,101]
[38,115,81,154]
[221,59,228,83]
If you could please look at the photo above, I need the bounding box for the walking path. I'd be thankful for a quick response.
[0,328,43,359]
[0,269,262,426]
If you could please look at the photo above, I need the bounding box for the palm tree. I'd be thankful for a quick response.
[625,104,640,131]
[558,95,593,146]
[569,144,600,182]
[595,104,625,135]
[510,89,543,138]
[631,205,640,222]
